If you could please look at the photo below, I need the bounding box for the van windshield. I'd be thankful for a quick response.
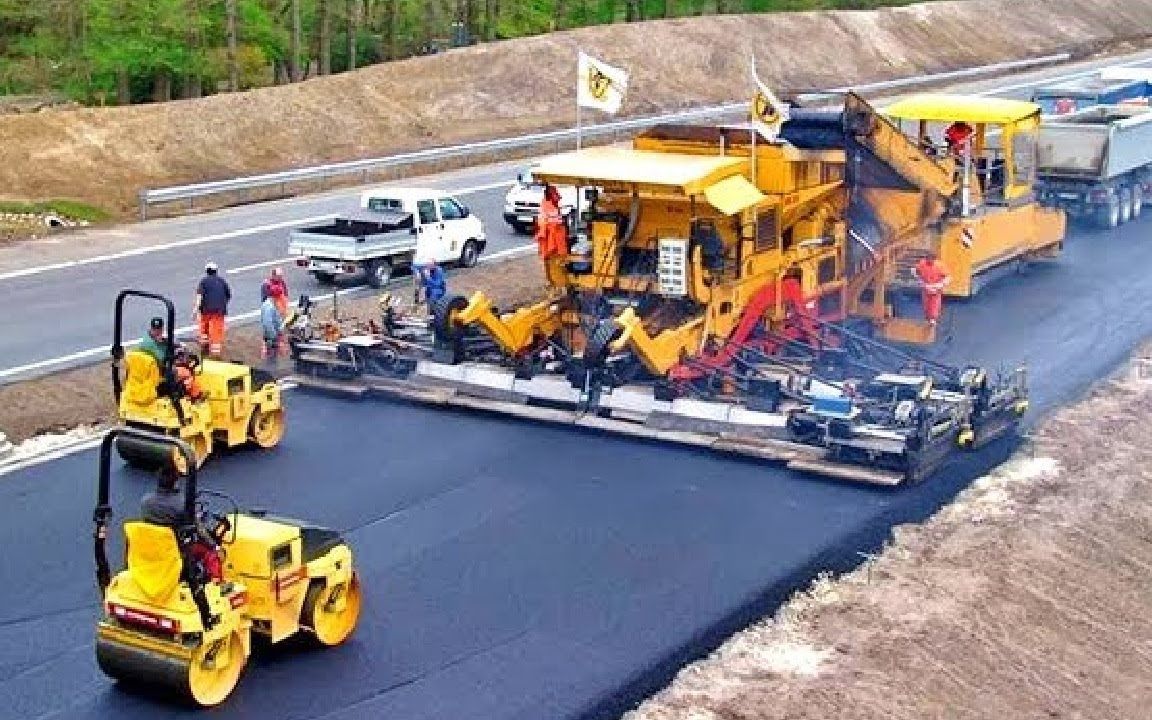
[366,197,404,212]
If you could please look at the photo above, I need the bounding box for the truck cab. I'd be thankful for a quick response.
[1031,75,1152,116]
[290,187,486,287]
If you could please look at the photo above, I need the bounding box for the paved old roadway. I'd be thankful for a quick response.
[2,53,1152,720]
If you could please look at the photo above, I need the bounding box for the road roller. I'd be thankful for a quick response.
[112,289,285,468]
[93,427,361,706]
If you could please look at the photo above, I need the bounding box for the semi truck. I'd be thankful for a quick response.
[289,187,487,287]
[1036,104,1152,228]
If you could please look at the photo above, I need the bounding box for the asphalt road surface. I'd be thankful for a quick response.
[3,52,1152,720]
[2,49,1152,384]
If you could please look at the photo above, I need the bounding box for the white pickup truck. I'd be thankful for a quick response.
[502,169,580,234]
[290,187,487,287]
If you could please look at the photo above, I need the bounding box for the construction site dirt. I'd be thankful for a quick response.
[626,357,1152,720]
[2,0,1152,217]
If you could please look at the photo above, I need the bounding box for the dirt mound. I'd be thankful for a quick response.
[2,0,1151,216]
[626,360,1152,720]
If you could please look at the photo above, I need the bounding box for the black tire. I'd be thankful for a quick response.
[313,272,336,285]
[1095,198,1120,230]
[365,259,392,289]
[432,294,468,341]
[458,240,481,268]
[1120,187,1133,224]
[584,319,623,367]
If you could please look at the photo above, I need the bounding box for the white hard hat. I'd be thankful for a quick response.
[205,261,218,272]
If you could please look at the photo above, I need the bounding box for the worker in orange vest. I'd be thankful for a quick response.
[535,184,568,259]
[914,252,950,325]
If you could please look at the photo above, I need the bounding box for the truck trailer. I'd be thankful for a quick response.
[1036,104,1152,228]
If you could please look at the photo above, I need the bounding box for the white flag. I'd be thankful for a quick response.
[749,55,790,142]
[577,51,629,114]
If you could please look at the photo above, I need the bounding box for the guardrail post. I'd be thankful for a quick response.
[139,191,148,222]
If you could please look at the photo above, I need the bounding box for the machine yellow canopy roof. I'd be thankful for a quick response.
[882,94,1041,124]
[532,147,750,196]
[703,174,764,215]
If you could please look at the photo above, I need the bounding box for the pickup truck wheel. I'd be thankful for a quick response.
[313,272,336,285]
[366,259,392,288]
[459,240,481,268]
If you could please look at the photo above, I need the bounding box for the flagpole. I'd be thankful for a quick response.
[576,49,583,151]
[577,100,583,150]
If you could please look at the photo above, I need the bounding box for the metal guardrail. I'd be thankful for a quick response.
[138,52,1071,220]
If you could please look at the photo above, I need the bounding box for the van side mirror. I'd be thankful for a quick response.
[460,206,471,218]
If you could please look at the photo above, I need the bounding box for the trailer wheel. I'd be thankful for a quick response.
[1120,187,1133,224]
[366,259,393,288]
[584,320,624,367]
[432,295,469,340]
[1096,198,1120,230]
[1133,188,1144,219]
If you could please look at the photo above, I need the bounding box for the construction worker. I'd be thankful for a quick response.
[415,260,447,306]
[260,294,283,362]
[193,261,231,359]
[535,184,568,259]
[141,464,223,629]
[914,252,950,325]
[138,317,170,365]
[944,121,974,157]
[261,267,290,318]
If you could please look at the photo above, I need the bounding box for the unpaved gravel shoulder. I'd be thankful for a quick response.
[626,356,1152,720]
[0,254,546,444]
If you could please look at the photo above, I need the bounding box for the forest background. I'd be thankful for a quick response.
[0,0,926,106]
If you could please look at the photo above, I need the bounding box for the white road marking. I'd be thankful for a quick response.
[0,180,514,284]
[0,215,335,283]
[227,257,295,275]
[0,287,362,380]
[481,244,535,262]
[974,56,1152,96]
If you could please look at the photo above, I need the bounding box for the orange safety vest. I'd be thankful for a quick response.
[535,198,568,258]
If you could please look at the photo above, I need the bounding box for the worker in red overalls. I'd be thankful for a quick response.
[535,184,568,259]
[944,121,974,157]
[914,252,950,325]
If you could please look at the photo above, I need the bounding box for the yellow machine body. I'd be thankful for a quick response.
[117,351,285,467]
[881,93,1066,297]
[96,514,360,706]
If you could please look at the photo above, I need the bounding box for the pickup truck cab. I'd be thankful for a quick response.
[502,169,579,234]
[290,187,486,287]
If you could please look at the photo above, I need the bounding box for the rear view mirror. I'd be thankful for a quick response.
[460,206,471,218]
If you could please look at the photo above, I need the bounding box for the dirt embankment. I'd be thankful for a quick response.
[626,358,1152,720]
[0,255,546,444]
[3,0,1152,215]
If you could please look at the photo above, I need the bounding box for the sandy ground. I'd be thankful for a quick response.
[0,253,546,443]
[2,0,1152,216]
[625,357,1152,720]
